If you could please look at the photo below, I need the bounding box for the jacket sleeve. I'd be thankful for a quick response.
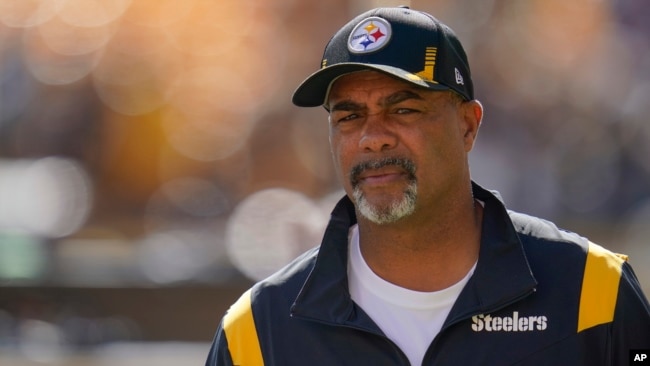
[205,320,234,366]
[611,261,650,364]
[205,288,264,366]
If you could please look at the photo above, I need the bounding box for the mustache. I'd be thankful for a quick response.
[350,157,417,187]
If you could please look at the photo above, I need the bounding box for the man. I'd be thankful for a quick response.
[206,7,650,365]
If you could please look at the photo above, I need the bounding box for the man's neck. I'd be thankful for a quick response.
[356,196,483,292]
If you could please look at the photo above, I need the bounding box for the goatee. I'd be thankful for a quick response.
[350,157,417,225]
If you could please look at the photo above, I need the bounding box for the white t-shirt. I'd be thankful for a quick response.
[347,225,476,366]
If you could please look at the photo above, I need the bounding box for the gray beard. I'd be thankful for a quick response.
[349,157,418,225]
[353,181,418,225]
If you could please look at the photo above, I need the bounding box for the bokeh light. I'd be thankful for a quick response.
[0,0,64,28]
[226,188,327,281]
[18,319,68,363]
[0,157,92,238]
[23,26,102,85]
[56,0,131,28]
[162,67,256,161]
[36,14,114,56]
[137,230,215,284]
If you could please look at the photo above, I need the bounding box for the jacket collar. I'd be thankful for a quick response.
[290,182,537,328]
[289,195,358,324]
[445,182,538,326]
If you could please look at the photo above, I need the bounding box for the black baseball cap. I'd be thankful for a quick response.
[292,7,474,107]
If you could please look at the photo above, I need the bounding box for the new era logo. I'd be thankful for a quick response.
[631,349,650,364]
[455,68,464,85]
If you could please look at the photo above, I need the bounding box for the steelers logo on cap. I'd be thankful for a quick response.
[347,17,392,54]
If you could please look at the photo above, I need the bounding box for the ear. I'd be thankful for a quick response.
[461,100,483,152]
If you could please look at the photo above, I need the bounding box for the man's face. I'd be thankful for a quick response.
[326,71,480,224]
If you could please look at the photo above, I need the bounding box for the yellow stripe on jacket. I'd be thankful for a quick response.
[223,288,264,365]
[577,241,628,333]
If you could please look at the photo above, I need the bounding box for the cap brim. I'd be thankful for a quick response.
[292,63,452,107]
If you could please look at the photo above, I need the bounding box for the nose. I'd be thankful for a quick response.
[358,114,397,152]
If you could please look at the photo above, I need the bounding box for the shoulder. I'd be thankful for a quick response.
[506,210,639,330]
[239,246,321,316]
[507,210,598,269]
[508,210,586,247]
[217,246,320,363]
[506,210,628,292]
[258,246,320,293]
[508,209,627,259]
[224,246,320,322]
[507,209,627,268]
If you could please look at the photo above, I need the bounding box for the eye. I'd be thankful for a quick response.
[340,113,359,121]
[331,113,360,124]
[394,108,418,115]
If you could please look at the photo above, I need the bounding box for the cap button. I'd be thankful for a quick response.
[397,5,410,8]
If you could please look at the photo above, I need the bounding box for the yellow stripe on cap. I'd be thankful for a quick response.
[223,289,264,365]
[577,241,627,333]
[414,47,437,82]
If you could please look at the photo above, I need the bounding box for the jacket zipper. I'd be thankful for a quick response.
[291,313,413,365]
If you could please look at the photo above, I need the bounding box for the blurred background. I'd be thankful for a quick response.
[0,0,648,364]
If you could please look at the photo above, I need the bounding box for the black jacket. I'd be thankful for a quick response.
[206,183,650,365]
